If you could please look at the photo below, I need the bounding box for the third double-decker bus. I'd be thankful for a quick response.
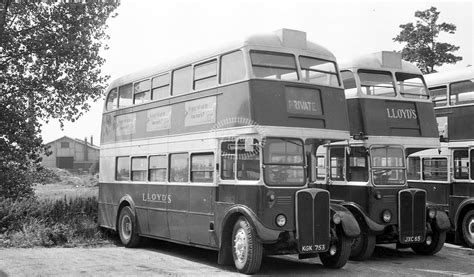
[407,67,474,248]
[98,29,360,274]
[314,51,450,261]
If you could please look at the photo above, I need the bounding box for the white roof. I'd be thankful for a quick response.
[340,51,422,74]
[424,67,474,87]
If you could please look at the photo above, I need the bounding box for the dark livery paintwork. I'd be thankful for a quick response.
[435,105,474,141]
[347,98,438,140]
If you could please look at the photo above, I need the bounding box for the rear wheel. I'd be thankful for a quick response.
[319,227,351,269]
[461,210,474,248]
[231,216,263,275]
[118,206,141,248]
[350,232,375,261]
[411,230,446,255]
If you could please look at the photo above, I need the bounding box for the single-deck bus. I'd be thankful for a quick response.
[98,29,360,274]
[407,67,474,248]
[314,51,450,261]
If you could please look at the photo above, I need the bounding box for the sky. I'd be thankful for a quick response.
[40,0,474,145]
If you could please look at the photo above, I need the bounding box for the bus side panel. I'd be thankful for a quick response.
[408,181,449,205]
[98,183,116,229]
[188,185,215,246]
[439,105,474,140]
[452,181,474,199]
[167,185,190,242]
[147,184,170,238]
[217,82,252,123]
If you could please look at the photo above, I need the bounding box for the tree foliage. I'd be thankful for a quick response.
[393,6,462,74]
[0,1,119,199]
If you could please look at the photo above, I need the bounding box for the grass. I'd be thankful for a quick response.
[0,169,115,248]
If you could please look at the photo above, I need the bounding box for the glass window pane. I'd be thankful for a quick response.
[134,90,151,104]
[150,155,167,168]
[253,67,298,80]
[396,73,429,99]
[132,157,147,170]
[194,60,217,80]
[315,155,326,181]
[370,146,405,186]
[152,86,169,100]
[471,149,474,180]
[221,51,246,84]
[191,153,214,182]
[237,139,260,181]
[407,157,421,180]
[194,76,218,90]
[106,88,118,111]
[116,157,129,181]
[430,86,447,107]
[250,52,296,68]
[263,138,304,164]
[170,153,188,182]
[341,71,356,89]
[118,83,133,107]
[358,70,396,97]
[134,79,151,93]
[422,158,447,181]
[450,79,474,105]
[221,141,235,180]
[150,169,166,182]
[330,147,345,181]
[172,66,192,95]
[264,165,304,185]
[454,150,469,179]
[347,147,368,182]
[152,74,170,88]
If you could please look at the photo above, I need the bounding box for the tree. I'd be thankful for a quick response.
[393,6,462,74]
[0,1,119,199]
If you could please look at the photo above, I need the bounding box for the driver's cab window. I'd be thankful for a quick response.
[329,147,345,181]
[347,147,368,182]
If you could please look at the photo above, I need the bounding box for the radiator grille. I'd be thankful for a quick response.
[398,189,426,244]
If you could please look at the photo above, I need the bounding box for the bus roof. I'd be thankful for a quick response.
[340,51,422,74]
[107,28,337,89]
[423,67,474,87]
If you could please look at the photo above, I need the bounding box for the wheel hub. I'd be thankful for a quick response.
[121,215,132,240]
[468,218,474,237]
[234,229,248,263]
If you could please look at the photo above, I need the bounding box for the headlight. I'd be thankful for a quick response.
[333,213,341,225]
[428,209,436,219]
[382,209,392,223]
[276,214,287,227]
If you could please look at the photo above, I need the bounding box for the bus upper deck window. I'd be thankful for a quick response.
[250,51,298,81]
[106,88,118,111]
[299,56,340,87]
[172,66,192,96]
[429,86,447,107]
[358,70,396,97]
[220,51,245,84]
[194,60,217,90]
[152,73,170,100]
[341,70,357,97]
[118,83,133,108]
[450,79,474,105]
[133,79,151,105]
[396,72,429,99]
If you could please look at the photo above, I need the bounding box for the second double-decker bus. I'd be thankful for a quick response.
[407,67,474,248]
[98,29,360,274]
[314,51,450,261]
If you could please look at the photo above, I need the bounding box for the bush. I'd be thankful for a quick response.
[0,196,112,247]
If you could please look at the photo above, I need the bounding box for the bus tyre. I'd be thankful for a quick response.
[231,216,263,275]
[411,230,446,255]
[118,206,141,248]
[319,227,351,269]
[349,233,375,261]
[461,210,474,248]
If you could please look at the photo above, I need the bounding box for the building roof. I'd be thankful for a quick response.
[44,135,100,150]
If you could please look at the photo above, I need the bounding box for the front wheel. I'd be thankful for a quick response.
[319,227,351,269]
[461,210,474,248]
[118,206,141,248]
[350,232,375,261]
[411,230,446,255]
[231,216,263,275]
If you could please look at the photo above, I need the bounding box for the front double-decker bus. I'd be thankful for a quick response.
[407,67,474,248]
[314,51,449,261]
[98,29,360,274]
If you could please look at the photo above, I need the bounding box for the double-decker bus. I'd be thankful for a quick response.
[98,29,360,274]
[407,67,474,248]
[314,51,450,261]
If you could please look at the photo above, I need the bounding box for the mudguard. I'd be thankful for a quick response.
[221,205,282,243]
[330,203,360,237]
[342,202,386,234]
[433,210,451,231]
